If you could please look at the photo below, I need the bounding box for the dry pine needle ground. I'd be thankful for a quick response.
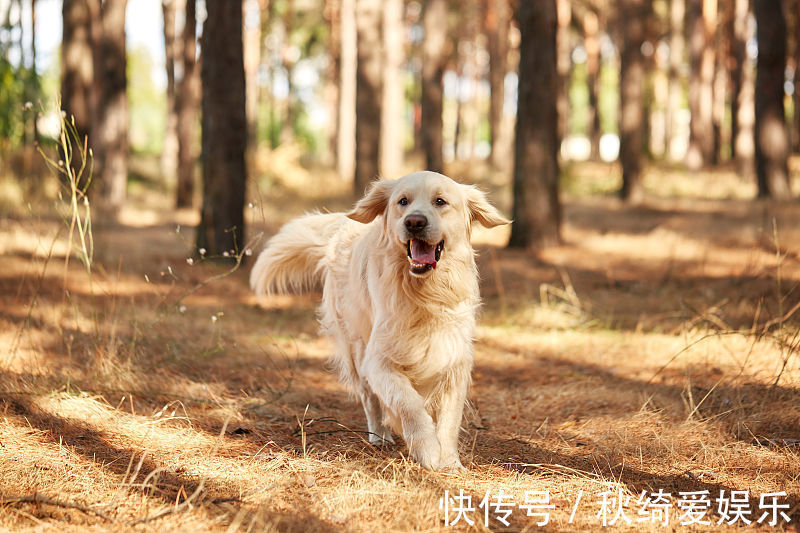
[1,162,800,531]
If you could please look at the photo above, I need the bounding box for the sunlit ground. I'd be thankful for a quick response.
[1,153,800,531]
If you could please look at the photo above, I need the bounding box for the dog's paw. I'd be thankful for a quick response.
[368,430,395,445]
[437,459,466,473]
[410,436,442,470]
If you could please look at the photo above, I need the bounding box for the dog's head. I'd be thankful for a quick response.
[347,171,509,278]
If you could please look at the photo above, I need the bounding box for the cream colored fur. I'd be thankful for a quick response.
[250,171,509,470]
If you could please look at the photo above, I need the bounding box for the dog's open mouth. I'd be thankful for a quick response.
[406,238,444,275]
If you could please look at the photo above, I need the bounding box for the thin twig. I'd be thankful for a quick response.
[0,493,114,522]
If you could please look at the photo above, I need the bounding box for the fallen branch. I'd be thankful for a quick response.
[0,492,114,522]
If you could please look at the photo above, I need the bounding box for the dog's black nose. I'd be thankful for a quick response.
[404,214,428,233]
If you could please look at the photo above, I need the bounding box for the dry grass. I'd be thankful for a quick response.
[2,159,800,531]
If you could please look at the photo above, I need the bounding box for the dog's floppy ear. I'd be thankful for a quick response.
[347,179,396,224]
[466,186,511,228]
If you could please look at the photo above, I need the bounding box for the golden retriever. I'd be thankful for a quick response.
[250,171,508,470]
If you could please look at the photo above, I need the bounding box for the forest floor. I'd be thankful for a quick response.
[2,153,800,531]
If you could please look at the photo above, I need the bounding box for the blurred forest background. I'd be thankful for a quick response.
[1,0,799,254]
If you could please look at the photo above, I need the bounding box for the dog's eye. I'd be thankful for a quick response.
[398,197,408,206]
[435,197,447,207]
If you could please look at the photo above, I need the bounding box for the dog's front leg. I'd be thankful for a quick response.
[361,352,441,469]
[435,367,469,471]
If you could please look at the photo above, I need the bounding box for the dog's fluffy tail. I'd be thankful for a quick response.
[250,212,344,296]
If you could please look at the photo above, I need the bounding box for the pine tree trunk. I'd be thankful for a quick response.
[584,8,601,159]
[792,0,800,153]
[60,0,93,185]
[711,0,730,164]
[619,0,646,203]
[196,0,247,257]
[380,0,404,178]
[243,0,263,174]
[486,0,510,168]
[508,0,560,250]
[556,0,571,141]
[280,0,295,143]
[420,0,447,173]
[667,0,685,161]
[354,0,383,193]
[325,0,340,166]
[753,0,791,198]
[161,0,178,184]
[686,0,716,169]
[730,0,754,176]
[337,0,357,180]
[175,0,198,208]
[29,0,38,143]
[90,0,129,212]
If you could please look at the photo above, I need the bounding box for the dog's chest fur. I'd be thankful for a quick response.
[321,219,478,383]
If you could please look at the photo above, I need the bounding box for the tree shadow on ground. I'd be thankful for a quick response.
[0,393,344,532]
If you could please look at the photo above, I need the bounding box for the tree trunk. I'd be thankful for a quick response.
[486,0,510,167]
[29,0,38,143]
[175,0,198,208]
[280,0,295,143]
[584,8,601,159]
[686,0,716,169]
[325,0,340,166]
[711,0,730,164]
[792,0,800,153]
[380,0,404,177]
[753,0,791,198]
[196,0,247,257]
[60,0,93,184]
[89,0,129,211]
[420,0,447,173]
[730,0,754,176]
[337,0,357,180]
[667,0,685,161]
[618,0,646,203]
[556,0,571,141]
[243,0,263,175]
[161,0,178,184]
[508,0,560,250]
[353,0,382,194]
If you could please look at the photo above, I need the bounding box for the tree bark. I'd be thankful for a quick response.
[175,0,198,208]
[792,0,800,153]
[753,0,791,198]
[420,0,447,174]
[337,0,357,180]
[280,0,295,143]
[686,0,717,168]
[618,0,646,203]
[667,0,685,161]
[584,8,601,159]
[508,0,560,250]
[711,0,730,164]
[196,0,247,257]
[730,0,754,176]
[243,0,263,174]
[161,0,178,183]
[61,0,94,184]
[325,0,340,166]
[486,0,510,167]
[89,0,129,211]
[380,0,404,177]
[354,0,383,194]
[556,0,571,141]
[29,0,38,143]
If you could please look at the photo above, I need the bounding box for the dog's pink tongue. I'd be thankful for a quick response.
[410,239,436,266]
